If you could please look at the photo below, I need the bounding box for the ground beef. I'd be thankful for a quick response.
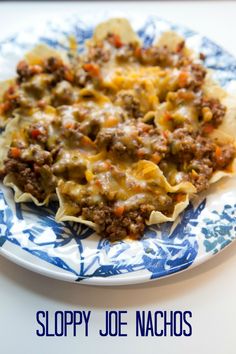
[149,128,169,155]
[96,121,169,161]
[82,205,145,241]
[169,127,236,191]
[212,144,236,170]
[87,45,111,63]
[201,97,226,127]
[137,46,174,67]
[188,159,213,192]
[61,122,83,144]
[19,145,53,165]
[44,57,63,73]
[115,91,142,118]
[81,192,174,241]
[4,158,56,201]
[74,68,92,88]
[96,125,140,159]
[16,60,43,83]
[188,63,206,91]
[79,118,101,141]
[28,123,48,145]
[44,57,74,85]
[170,127,213,161]
[53,159,87,183]
[3,144,56,201]
[51,80,75,106]
[115,43,138,62]
[17,61,31,81]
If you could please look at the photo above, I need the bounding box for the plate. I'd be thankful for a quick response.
[0,15,236,285]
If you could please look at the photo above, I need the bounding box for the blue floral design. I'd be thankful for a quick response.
[202,204,236,254]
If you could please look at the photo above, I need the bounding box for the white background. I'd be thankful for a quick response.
[0,2,236,353]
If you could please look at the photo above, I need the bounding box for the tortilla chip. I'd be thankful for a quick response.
[147,195,190,224]
[25,44,69,66]
[92,18,140,44]
[3,174,51,206]
[132,160,196,194]
[156,31,192,57]
[55,186,96,228]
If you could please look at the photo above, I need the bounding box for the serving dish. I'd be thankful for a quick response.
[0,15,236,285]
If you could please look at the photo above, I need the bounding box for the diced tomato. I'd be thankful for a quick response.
[109,34,123,48]
[31,129,41,139]
[10,147,21,158]
[83,63,100,77]
[215,146,222,159]
[114,205,125,217]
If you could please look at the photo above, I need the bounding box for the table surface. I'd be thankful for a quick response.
[0,2,236,354]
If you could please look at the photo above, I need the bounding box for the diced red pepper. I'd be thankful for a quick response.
[114,205,125,217]
[10,147,21,158]
[31,129,41,139]
[109,34,123,48]
[83,63,100,77]
[215,146,222,159]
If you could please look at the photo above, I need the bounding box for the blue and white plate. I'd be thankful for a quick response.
[0,15,236,285]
